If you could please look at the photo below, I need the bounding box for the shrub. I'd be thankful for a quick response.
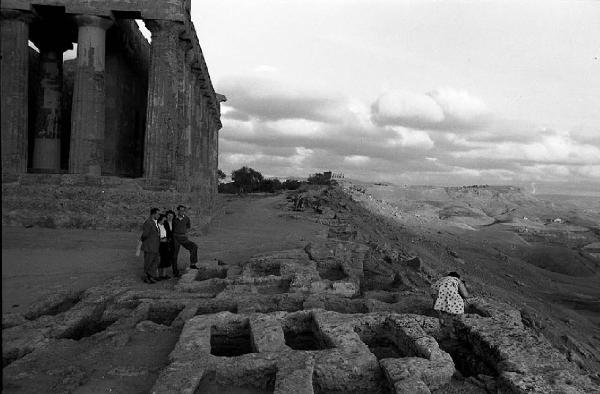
[307,172,332,185]
[218,182,239,194]
[259,178,283,193]
[231,166,264,193]
[283,179,302,190]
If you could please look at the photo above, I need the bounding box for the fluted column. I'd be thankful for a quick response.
[197,104,210,205]
[200,105,209,170]
[190,67,203,193]
[173,40,191,189]
[32,35,70,171]
[143,20,184,181]
[69,15,113,176]
[175,45,194,190]
[1,9,35,175]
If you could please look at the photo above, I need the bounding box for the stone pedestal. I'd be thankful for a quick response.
[143,19,185,181]
[1,9,35,175]
[32,37,70,171]
[69,15,113,176]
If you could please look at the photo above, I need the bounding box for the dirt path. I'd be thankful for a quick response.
[2,194,325,314]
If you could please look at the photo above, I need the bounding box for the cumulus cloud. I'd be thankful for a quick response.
[371,88,490,131]
[573,130,600,145]
[575,165,600,178]
[452,135,600,166]
[221,106,250,121]
[344,155,371,166]
[216,72,599,188]
[218,71,347,123]
[371,90,444,128]
[386,127,435,149]
[428,88,489,129]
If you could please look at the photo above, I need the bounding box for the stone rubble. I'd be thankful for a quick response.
[3,187,598,393]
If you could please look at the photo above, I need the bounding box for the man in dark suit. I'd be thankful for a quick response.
[172,205,198,270]
[140,207,160,283]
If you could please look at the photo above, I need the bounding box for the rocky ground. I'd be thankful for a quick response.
[338,181,600,376]
[2,184,599,393]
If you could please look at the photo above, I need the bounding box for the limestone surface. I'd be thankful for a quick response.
[3,187,598,393]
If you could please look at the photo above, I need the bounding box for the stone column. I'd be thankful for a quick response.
[143,20,184,181]
[176,45,195,190]
[173,40,191,190]
[32,36,71,171]
[200,105,209,169]
[190,66,203,192]
[1,9,35,176]
[69,15,113,176]
[197,104,209,206]
[206,115,214,203]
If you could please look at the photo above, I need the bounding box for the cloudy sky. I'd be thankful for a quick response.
[188,0,600,192]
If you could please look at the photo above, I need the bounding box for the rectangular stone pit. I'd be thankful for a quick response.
[52,303,113,341]
[210,321,256,357]
[196,365,276,394]
[147,303,185,327]
[282,313,332,351]
[316,260,347,281]
[62,316,118,341]
[353,320,413,362]
[362,335,405,361]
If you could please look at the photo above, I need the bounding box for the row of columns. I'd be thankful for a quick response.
[1,10,113,175]
[1,9,221,188]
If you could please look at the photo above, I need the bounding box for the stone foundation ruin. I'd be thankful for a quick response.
[3,190,597,393]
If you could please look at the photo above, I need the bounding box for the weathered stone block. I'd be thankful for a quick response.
[250,314,288,353]
[393,378,431,394]
[150,360,205,394]
[274,352,315,394]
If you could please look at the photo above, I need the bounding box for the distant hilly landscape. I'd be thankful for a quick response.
[340,180,600,376]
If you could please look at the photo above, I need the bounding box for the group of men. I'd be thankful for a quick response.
[138,205,198,283]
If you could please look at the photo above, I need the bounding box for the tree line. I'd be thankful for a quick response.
[218,166,335,194]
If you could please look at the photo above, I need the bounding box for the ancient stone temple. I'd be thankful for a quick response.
[1,0,224,228]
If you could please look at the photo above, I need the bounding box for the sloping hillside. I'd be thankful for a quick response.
[340,180,600,378]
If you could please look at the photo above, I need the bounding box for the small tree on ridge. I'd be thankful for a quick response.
[231,166,263,193]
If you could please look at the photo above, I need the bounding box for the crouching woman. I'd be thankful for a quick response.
[431,271,470,338]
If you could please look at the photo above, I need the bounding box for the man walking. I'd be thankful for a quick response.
[140,207,161,283]
[173,205,198,270]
